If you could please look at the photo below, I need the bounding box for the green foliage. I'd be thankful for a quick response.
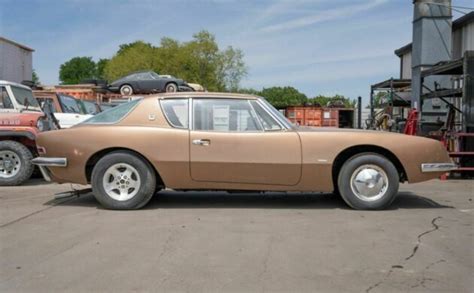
[32,69,39,84]
[236,87,355,109]
[104,41,156,81]
[308,94,356,108]
[259,86,308,109]
[96,58,109,80]
[103,30,247,91]
[59,57,97,84]
[366,91,387,108]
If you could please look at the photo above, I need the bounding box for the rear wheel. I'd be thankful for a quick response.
[119,84,134,96]
[0,140,34,186]
[337,153,399,210]
[91,151,156,209]
[165,83,178,93]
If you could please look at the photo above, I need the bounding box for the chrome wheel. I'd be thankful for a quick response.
[350,164,389,202]
[0,150,21,178]
[102,163,141,201]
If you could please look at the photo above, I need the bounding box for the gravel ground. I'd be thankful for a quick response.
[1,179,473,292]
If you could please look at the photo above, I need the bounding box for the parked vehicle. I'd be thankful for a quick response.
[32,93,455,210]
[99,103,118,111]
[82,100,102,115]
[34,91,93,128]
[0,80,54,186]
[108,71,193,96]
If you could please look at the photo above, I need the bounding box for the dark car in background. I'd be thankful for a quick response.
[108,71,193,96]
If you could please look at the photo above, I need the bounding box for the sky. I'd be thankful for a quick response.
[0,0,472,105]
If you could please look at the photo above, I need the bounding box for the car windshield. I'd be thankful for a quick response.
[58,94,85,114]
[81,99,141,125]
[257,98,293,129]
[10,86,41,110]
[82,100,99,115]
[150,72,160,79]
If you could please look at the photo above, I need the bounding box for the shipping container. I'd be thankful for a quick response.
[286,106,354,128]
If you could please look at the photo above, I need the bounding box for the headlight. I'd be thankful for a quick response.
[37,118,45,132]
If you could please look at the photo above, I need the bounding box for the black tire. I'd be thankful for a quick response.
[91,151,156,210]
[0,140,34,186]
[119,84,134,96]
[165,83,178,93]
[337,153,399,210]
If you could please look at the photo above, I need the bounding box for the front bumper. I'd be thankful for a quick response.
[31,157,67,182]
[421,163,457,173]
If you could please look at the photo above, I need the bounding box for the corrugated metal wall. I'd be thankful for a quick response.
[401,51,412,79]
[0,40,33,83]
[452,21,474,60]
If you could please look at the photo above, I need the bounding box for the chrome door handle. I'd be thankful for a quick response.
[192,139,211,146]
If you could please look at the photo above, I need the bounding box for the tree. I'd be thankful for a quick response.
[308,94,356,108]
[59,57,97,84]
[103,41,157,81]
[103,30,247,91]
[96,58,109,80]
[32,69,40,84]
[259,86,308,109]
[217,46,247,92]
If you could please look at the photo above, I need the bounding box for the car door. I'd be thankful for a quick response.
[190,98,302,186]
[138,72,159,93]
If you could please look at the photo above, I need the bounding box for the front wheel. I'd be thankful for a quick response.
[91,151,156,210]
[337,153,399,210]
[0,140,34,186]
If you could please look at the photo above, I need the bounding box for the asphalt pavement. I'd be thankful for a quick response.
[1,179,473,292]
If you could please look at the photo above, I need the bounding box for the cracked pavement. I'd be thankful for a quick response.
[1,179,473,292]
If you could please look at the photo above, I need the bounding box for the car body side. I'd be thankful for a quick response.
[35,94,451,192]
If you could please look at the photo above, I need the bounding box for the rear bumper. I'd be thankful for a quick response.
[421,163,457,173]
[32,157,67,167]
[31,157,67,182]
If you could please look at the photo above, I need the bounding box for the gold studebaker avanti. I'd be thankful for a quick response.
[32,93,456,210]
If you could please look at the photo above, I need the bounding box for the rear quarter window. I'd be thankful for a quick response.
[81,99,141,125]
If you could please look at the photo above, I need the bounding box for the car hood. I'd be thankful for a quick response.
[295,126,415,138]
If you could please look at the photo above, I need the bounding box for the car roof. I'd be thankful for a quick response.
[0,80,33,90]
[151,92,259,100]
[125,70,154,76]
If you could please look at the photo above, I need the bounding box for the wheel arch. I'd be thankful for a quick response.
[85,147,164,187]
[332,145,407,190]
[0,133,37,152]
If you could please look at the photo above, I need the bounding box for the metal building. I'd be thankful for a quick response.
[369,10,474,132]
[0,37,34,83]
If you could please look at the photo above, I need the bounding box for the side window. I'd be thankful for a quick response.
[193,99,262,132]
[160,99,189,129]
[250,101,282,131]
[0,87,14,109]
[82,99,141,124]
[37,98,57,113]
[59,94,82,113]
